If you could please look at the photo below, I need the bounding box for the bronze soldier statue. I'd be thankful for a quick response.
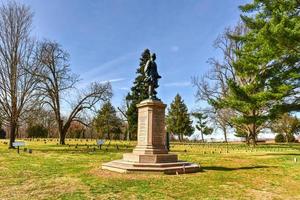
[144,53,161,100]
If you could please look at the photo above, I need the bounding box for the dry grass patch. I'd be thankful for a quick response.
[89,166,162,180]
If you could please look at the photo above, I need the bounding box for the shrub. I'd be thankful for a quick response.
[275,134,285,143]
[0,129,6,139]
[287,134,296,143]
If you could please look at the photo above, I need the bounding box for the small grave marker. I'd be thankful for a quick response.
[97,139,105,150]
[12,141,25,154]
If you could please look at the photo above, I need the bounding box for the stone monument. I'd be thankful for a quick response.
[102,51,200,174]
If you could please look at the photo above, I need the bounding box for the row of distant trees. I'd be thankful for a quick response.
[16,100,125,140]
[0,2,112,148]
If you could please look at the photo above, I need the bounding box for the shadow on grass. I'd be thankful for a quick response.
[252,153,300,156]
[202,165,274,171]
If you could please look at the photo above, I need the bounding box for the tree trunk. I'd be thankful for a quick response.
[9,122,17,148]
[126,125,130,141]
[201,132,204,143]
[58,120,66,145]
[251,124,257,146]
[223,127,228,143]
[9,72,17,148]
[59,130,66,145]
[249,132,257,146]
[179,133,183,142]
[250,137,256,146]
[59,137,65,145]
[246,133,250,146]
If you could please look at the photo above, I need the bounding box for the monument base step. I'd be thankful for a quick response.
[102,160,200,174]
[123,153,178,163]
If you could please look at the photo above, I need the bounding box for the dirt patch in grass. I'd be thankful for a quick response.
[89,166,163,180]
[0,176,91,200]
[245,189,282,200]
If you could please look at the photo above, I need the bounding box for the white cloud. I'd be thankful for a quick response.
[99,78,125,84]
[81,52,138,80]
[78,77,125,89]
[118,87,130,91]
[163,81,191,87]
[78,51,138,88]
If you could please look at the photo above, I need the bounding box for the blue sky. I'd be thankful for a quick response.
[10,0,250,110]
[4,0,257,139]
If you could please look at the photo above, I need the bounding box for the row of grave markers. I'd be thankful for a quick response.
[1,139,297,155]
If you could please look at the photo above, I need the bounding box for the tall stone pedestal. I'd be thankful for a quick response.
[102,99,200,174]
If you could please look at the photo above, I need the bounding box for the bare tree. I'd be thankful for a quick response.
[193,22,247,142]
[210,108,235,143]
[24,106,57,137]
[36,41,112,145]
[194,22,273,145]
[0,2,40,148]
[117,96,130,140]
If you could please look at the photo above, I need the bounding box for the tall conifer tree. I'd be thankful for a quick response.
[192,112,213,142]
[94,101,122,140]
[213,0,300,145]
[126,49,150,139]
[166,94,194,141]
[238,0,300,113]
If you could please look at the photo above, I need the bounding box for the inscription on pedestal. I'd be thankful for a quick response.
[138,115,147,145]
[152,109,165,145]
[135,99,168,153]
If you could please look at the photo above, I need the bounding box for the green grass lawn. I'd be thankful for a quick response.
[1,139,300,200]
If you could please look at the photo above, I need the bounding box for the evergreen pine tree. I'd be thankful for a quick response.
[126,49,150,139]
[166,94,194,141]
[212,0,300,146]
[237,0,300,113]
[192,112,213,142]
[94,101,122,140]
